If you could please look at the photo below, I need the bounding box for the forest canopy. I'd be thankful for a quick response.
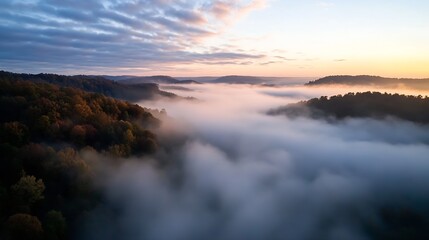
[0,70,177,101]
[306,75,429,89]
[268,92,429,124]
[0,77,162,239]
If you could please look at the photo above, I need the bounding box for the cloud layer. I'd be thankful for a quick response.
[80,84,429,240]
[0,0,266,73]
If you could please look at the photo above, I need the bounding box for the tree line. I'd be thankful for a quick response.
[269,92,429,124]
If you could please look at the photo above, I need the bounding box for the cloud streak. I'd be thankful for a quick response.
[0,0,267,74]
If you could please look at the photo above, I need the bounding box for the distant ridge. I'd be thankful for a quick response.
[179,79,201,84]
[176,76,218,82]
[211,75,264,84]
[122,75,179,84]
[306,75,429,89]
[105,75,311,85]
[111,75,201,85]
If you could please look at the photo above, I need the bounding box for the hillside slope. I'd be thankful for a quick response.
[269,92,429,124]
[306,75,429,89]
[0,71,177,101]
[0,79,161,239]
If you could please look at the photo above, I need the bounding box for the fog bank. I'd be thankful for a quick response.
[81,84,429,240]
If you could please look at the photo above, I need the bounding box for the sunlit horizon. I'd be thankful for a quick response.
[1,0,428,78]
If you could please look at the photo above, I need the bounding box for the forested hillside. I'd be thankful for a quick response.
[0,79,161,239]
[0,71,177,101]
[269,92,429,124]
[306,75,429,89]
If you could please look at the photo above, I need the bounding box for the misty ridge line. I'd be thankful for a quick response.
[5,69,429,88]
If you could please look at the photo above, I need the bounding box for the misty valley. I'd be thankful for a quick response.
[1,72,429,240]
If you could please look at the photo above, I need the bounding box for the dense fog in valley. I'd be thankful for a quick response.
[2,0,428,239]
[81,84,429,240]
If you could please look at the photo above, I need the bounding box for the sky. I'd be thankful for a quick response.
[1,0,428,77]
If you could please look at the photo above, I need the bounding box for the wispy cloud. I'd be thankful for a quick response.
[315,1,335,9]
[0,0,267,74]
[260,61,280,65]
[207,0,267,23]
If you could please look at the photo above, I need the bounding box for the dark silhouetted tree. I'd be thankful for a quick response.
[11,175,45,207]
[43,210,67,240]
[6,213,43,240]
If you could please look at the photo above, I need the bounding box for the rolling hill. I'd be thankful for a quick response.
[269,92,429,124]
[0,78,161,240]
[306,75,429,89]
[211,75,265,84]
[0,71,177,101]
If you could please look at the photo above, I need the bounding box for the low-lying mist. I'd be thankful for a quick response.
[81,84,429,240]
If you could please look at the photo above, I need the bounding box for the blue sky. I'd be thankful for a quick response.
[1,0,428,77]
